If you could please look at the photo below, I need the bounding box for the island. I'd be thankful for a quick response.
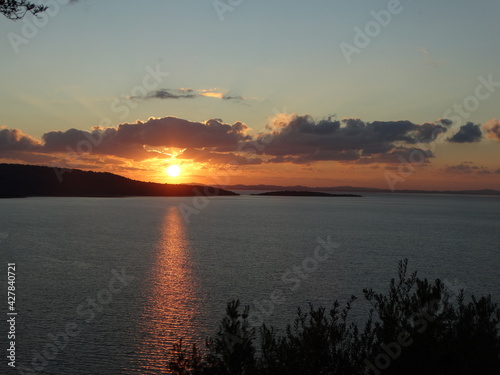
[251,190,362,197]
[228,184,500,196]
[0,164,239,198]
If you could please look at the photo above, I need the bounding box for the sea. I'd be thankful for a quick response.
[1,193,499,374]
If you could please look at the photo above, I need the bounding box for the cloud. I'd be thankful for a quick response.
[42,117,251,160]
[267,150,360,164]
[482,119,500,141]
[0,128,61,164]
[414,122,448,143]
[443,162,494,175]
[355,147,432,165]
[223,95,245,102]
[0,114,487,170]
[477,170,492,175]
[438,118,453,127]
[145,88,197,99]
[0,127,42,152]
[448,122,482,143]
[136,87,249,102]
[443,163,476,174]
[0,117,251,163]
[177,148,262,165]
[250,115,443,164]
[0,151,58,164]
[200,92,224,99]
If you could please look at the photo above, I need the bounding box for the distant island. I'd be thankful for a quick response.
[225,184,500,196]
[0,164,238,198]
[251,190,362,197]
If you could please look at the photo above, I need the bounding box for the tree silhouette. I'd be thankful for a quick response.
[0,0,47,20]
[167,260,500,375]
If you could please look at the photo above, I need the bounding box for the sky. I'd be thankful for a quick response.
[0,0,499,190]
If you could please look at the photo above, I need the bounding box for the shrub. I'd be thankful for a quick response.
[168,260,500,375]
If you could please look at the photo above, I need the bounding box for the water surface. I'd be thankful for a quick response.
[1,194,499,374]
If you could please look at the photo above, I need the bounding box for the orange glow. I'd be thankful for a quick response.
[135,206,202,373]
[55,141,500,191]
[166,164,181,177]
[200,92,224,99]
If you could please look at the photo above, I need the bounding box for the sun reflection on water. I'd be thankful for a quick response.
[134,206,202,374]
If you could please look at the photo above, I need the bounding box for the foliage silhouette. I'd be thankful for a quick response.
[0,0,47,20]
[167,260,500,374]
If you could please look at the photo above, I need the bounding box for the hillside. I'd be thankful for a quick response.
[0,164,238,198]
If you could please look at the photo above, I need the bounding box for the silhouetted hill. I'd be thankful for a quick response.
[0,164,238,198]
[251,190,362,197]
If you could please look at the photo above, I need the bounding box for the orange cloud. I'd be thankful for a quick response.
[482,119,500,141]
[200,92,224,99]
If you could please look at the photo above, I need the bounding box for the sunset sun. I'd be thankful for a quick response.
[166,165,181,178]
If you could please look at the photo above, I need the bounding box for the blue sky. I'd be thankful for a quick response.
[0,0,499,188]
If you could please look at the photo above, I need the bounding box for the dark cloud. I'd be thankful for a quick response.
[414,122,448,143]
[438,118,453,127]
[482,119,500,141]
[0,128,59,164]
[448,122,483,143]
[42,127,150,160]
[0,128,41,152]
[250,115,440,164]
[223,95,245,102]
[145,88,197,100]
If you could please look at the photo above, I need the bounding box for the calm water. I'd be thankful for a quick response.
[1,194,499,374]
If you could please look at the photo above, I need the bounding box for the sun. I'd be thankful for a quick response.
[166,165,181,178]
